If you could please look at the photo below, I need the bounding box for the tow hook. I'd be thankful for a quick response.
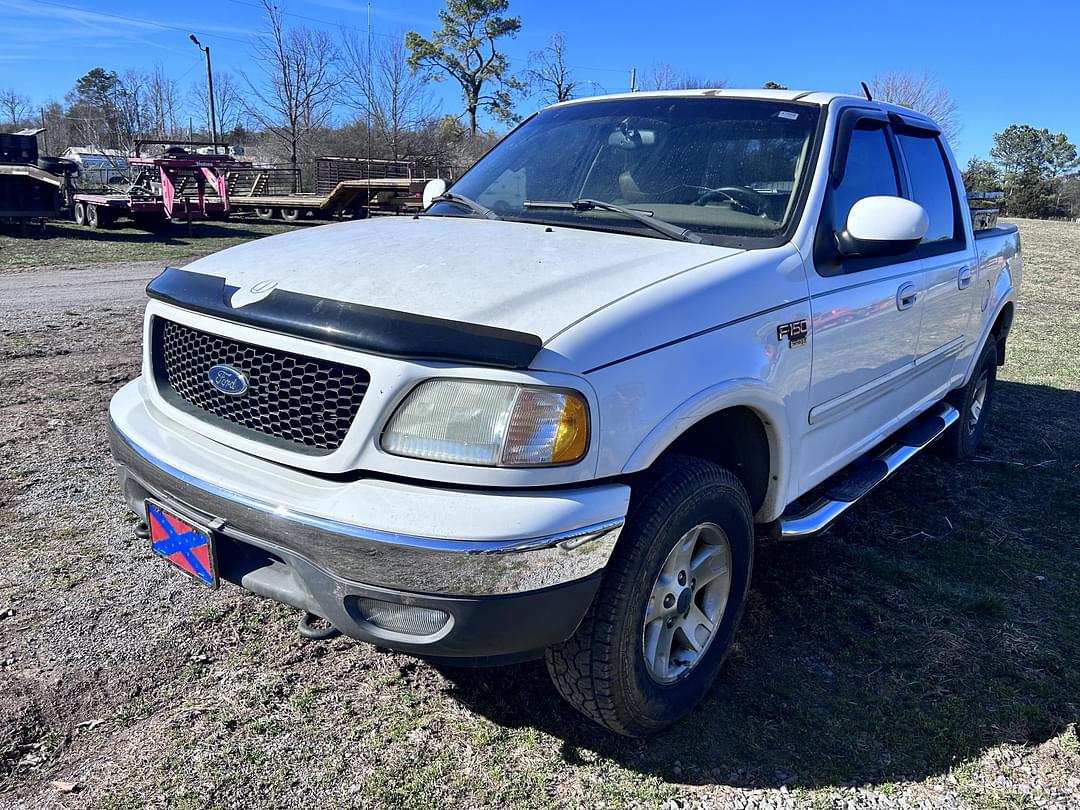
[133,520,151,540]
[297,611,341,641]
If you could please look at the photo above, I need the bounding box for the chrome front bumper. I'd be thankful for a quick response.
[107,392,627,597]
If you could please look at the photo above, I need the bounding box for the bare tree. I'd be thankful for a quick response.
[192,71,245,140]
[146,66,181,138]
[637,63,726,91]
[113,70,147,152]
[526,33,575,105]
[242,0,341,164]
[341,29,435,158]
[868,71,960,146]
[0,88,32,128]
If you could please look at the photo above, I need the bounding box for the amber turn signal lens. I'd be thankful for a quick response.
[501,388,590,466]
[551,393,589,464]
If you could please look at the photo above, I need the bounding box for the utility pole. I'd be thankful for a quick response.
[366,3,373,167]
[190,34,218,152]
[39,108,48,155]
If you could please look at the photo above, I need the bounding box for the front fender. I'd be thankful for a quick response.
[621,379,792,522]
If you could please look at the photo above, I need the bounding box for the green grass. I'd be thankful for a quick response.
[0,216,304,269]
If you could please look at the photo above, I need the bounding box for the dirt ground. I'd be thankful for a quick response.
[0,220,1077,809]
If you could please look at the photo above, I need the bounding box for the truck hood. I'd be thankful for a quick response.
[182,215,742,343]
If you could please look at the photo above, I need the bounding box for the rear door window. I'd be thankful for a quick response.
[896,131,965,252]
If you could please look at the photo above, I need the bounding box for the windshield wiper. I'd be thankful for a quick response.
[522,198,704,244]
[430,191,500,220]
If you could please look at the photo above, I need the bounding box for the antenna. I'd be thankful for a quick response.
[860,81,873,101]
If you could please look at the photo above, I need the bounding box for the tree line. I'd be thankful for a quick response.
[964,125,1079,220]
[0,0,596,177]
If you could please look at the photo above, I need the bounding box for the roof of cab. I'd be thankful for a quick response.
[547,88,941,129]
[548,88,859,108]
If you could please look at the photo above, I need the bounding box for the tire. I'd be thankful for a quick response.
[939,338,998,460]
[73,202,86,226]
[86,204,100,229]
[281,207,301,222]
[255,207,276,220]
[546,454,754,736]
[37,157,77,176]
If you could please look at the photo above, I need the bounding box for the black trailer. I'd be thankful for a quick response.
[0,131,74,231]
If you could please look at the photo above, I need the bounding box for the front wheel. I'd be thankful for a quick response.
[546,455,753,736]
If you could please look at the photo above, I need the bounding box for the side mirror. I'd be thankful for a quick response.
[836,196,928,258]
[422,178,448,209]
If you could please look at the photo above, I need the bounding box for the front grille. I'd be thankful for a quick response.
[151,318,370,454]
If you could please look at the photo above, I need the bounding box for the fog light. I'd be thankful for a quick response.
[355,597,450,636]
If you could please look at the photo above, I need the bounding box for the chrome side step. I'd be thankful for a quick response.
[777,402,959,540]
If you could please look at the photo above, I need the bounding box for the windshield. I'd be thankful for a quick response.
[432,97,821,245]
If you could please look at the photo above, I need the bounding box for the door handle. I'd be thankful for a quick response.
[957,265,975,290]
[896,282,918,311]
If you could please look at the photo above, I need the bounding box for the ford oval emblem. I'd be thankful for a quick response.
[207,364,249,396]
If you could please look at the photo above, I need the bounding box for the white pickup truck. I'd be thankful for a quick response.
[108,89,1021,736]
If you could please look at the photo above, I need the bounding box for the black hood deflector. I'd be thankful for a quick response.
[146,266,543,369]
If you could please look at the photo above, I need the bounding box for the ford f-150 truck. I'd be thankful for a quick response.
[108,89,1020,736]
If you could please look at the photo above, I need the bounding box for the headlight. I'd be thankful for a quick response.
[381,379,589,467]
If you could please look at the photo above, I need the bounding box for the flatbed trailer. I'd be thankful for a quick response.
[230,179,426,221]
[227,157,445,221]
[71,140,248,229]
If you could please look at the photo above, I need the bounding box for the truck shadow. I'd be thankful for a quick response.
[436,380,1080,789]
[1,220,302,243]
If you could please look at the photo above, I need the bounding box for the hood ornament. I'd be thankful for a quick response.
[229,279,278,308]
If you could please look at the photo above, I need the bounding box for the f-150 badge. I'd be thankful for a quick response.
[777,319,808,347]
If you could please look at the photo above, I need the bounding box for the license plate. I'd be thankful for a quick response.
[145,500,219,588]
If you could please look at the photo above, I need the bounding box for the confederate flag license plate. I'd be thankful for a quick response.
[145,500,219,588]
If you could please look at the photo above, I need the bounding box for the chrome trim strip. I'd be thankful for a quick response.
[915,335,965,368]
[811,337,966,427]
[808,361,914,426]
[112,420,623,556]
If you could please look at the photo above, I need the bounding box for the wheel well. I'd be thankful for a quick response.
[990,302,1014,365]
[659,406,771,514]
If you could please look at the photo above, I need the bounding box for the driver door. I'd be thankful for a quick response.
[798,114,926,489]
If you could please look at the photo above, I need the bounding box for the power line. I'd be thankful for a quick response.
[26,0,254,46]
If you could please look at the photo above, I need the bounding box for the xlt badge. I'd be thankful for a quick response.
[777,320,808,347]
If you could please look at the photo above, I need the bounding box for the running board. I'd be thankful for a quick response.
[777,402,959,540]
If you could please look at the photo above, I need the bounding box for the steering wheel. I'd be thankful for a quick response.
[692,185,770,216]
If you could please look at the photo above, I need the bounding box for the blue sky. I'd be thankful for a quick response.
[2,0,1077,164]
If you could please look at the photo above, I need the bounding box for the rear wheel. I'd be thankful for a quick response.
[546,455,753,736]
[254,207,277,220]
[86,204,100,229]
[73,202,86,226]
[281,207,301,222]
[939,338,998,460]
